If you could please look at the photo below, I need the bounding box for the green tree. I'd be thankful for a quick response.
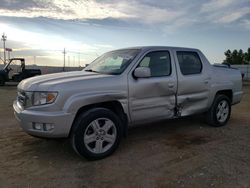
[223,48,250,64]
[244,47,250,63]
[224,50,232,64]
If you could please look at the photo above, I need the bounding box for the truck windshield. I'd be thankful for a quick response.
[84,49,140,75]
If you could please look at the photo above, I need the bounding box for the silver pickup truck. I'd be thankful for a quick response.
[13,46,243,160]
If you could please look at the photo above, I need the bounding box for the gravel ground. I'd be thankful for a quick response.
[0,84,250,188]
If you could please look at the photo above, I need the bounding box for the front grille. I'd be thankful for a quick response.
[17,90,26,107]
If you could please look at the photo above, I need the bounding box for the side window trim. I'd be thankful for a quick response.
[176,51,203,76]
[136,50,172,78]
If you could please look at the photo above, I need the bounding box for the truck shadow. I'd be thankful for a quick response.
[16,114,211,163]
[124,115,212,148]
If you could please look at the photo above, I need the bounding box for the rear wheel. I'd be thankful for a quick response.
[206,95,231,127]
[71,108,122,160]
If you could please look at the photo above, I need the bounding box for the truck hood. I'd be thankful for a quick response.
[18,70,114,91]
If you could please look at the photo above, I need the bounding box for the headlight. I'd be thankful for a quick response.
[25,91,58,107]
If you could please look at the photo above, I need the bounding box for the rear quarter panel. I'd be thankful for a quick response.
[209,66,243,105]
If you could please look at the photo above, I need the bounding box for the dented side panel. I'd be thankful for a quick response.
[128,48,177,123]
[173,49,213,116]
[129,77,177,122]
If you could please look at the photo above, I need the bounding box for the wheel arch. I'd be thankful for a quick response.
[215,89,233,103]
[69,100,128,138]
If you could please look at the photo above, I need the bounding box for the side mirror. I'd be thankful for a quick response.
[134,67,151,78]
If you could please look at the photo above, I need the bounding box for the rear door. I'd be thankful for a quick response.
[174,50,212,116]
[128,49,177,123]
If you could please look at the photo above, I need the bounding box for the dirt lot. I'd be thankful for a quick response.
[0,85,250,188]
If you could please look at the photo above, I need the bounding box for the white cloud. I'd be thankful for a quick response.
[241,19,250,30]
[199,0,250,26]
[0,0,132,20]
[216,7,250,23]
[162,18,198,33]
[114,1,184,24]
[200,0,235,13]
[0,23,106,58]
[0,0,250,36]
[0,0,184,24]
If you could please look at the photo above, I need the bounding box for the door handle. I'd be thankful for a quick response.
[168,83,174,88]
[204,77,211,84]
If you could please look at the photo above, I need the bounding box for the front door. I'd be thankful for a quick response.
[128,50,177,123]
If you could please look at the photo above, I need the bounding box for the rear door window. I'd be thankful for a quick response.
[177,51,202,75]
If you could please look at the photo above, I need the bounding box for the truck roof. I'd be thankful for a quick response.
[115,46,199,52]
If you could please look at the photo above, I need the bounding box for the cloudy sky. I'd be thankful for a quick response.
[0,0,250,66]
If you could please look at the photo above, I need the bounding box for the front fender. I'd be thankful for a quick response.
[63,91,128,114]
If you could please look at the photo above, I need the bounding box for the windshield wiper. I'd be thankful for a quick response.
[85,69,100,73]
[85,69,118,75]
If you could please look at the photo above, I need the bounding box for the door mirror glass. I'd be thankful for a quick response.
[134,67,151,78]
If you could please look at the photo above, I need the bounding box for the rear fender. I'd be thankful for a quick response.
[209,82,233,107]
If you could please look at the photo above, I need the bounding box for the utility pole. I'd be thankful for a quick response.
[1,33,7,64]
[78,52,80,67]
[63,48,66,71]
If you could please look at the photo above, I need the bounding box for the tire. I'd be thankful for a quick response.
[71,108,122,160]
[0,77,5,86]
[206,94,231,127]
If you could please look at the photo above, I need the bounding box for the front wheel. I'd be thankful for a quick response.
[206,95,231,127]
[71,108,122,160]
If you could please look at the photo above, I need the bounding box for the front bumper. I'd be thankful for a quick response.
[13,100,75,138]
